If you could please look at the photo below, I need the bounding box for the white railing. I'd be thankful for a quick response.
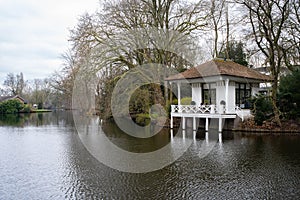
[171,104,241,115]
[235,106,251,121]
[171,104,220,114]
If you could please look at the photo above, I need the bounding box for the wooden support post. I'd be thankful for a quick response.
[193,117,196,130]
[170,116,173,129]
[182,117,186,129]
[219,132,222,143]
[219,117,222,132]
[205,117,209,131]
[205,131,209,144]
[177,82,181,105]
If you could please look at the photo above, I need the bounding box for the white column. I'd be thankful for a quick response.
[193,130,196,141]
[182,130,186,140]
[219,132,222,143]
[225,79,229,113]
[205,117,209,131]
[219,117,222,132]
[205,131,209,144]
[193,117,196,130]
[182,117,186,129]
[177,82,181,105]
[170,116,173,129]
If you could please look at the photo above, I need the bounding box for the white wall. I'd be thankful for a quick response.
[216,85,225,105]
[216,82,236,113]
[252,86,260,96]
[227,85,236,112]
[192,86,202,105]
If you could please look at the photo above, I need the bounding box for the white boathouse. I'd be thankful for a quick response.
[165,58,272,132]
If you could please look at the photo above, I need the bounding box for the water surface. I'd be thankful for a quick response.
[0,112,299,199]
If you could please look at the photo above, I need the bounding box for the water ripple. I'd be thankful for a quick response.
[1,117,300,199]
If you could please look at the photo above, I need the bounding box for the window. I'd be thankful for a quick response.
[236,83,251,108]
[203,89,216,105]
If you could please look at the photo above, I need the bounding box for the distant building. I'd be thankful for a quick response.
[0,95,28,104]
[254,66,289,96]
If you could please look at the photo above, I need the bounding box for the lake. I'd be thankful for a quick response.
[0,111,299,199]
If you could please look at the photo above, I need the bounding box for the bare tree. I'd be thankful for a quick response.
[66,0,210,117]
[50,50,79,109]
[281,0,300,70]
[241,0,294,126]
[3,72,25,96]
[204,0,245,59]
[208,0,226,58]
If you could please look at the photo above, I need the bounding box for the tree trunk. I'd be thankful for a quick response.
[271,77,281,126]
[225,2,230,59]
[151,83,165,106]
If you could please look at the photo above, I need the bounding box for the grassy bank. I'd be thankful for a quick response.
[30,109,52,113]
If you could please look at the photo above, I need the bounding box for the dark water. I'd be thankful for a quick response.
[0,112,300,199]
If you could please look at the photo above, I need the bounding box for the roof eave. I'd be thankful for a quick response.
[166,74,273,83]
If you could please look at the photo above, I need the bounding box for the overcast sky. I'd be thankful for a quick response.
[0,0,100,85]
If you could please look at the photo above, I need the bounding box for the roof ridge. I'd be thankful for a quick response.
[165,59,272,81]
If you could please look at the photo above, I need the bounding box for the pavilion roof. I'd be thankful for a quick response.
[0,95,28,104]
[166,59,273,82]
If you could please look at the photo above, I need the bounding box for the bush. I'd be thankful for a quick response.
[279,69,300,120]
[38,102,43,109]
[251,95,273,125]
[172,99,178,105]
[180,97,192,105]
[22,105,31,113]
[0,99,24,114]
[129,88,150,115]
[135,113,151,126]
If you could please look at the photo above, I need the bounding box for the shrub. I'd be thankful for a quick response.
[129,88,150,115]
[0,99,24,114]
[279,69,300,120]
[38,102,43,109]
[172,99,178,105]
[135,113,151,126]
[180,97,192,105]
[251,95,273,125]
[22,105,31,113]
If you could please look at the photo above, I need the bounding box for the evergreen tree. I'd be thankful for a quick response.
[220,40,248,66]
[279,69,300,119]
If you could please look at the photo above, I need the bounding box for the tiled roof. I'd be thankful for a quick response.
[166,59,273,81]
[0,96,15,102]
[0,95,27,103]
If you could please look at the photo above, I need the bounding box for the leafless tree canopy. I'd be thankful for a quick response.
[240,0,300,125]
[3,72,25,96]
[52,0,299,120]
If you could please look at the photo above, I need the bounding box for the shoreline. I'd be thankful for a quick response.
[162,119,300,135]
[29,109,52,113]
[162,124,300,135]
[231,128,300,135]
[164,116,300,136]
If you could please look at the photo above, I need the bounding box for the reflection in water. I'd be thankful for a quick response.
[0,113,29,127]
[74,113,194,173]
[0,111,74,127]
[101,120,172,153]
[219,132,223,143]
[0,112,300,199]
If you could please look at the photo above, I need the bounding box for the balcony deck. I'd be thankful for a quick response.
[170,105,249,132]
